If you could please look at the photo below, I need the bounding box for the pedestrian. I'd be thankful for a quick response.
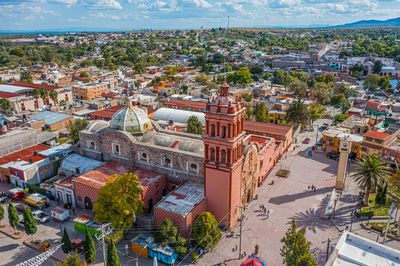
[308,185,310,190]
[267,209,270,218]
[314,186,317,192]
[263,208,266,215]
[244,251,247,257]
[235,245,237,251]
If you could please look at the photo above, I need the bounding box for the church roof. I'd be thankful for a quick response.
[110,104,153,134]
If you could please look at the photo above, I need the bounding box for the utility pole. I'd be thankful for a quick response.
[383,202,395,243]
[238,205,247,259]
[227,16,230,30]
[95,223,113,266]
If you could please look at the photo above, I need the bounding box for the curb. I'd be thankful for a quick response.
[0,226,26,239]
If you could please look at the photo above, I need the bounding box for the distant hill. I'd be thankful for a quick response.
[336,17,400,28]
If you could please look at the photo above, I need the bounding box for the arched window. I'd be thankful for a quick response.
[210,147,216,161]
[140,152,148,161]
[163,155,172,167]
[189,163,198,173]
[222,126,227,138]
[221,149,227,164]
[211,124,216,137]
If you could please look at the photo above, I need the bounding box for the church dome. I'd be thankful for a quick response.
[110,105,153,134]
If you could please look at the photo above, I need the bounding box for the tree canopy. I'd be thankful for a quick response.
[186,115,203,135]
[155,219,178,246]
[192,212,221,249]
[254,103,268,123]
[67,118,89,144]
[23,207,37,239]
[94,173,143,230]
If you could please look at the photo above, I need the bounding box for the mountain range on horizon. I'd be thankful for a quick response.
[0,17,399,34]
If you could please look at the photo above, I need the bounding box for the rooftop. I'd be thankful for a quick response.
[0,144,48,166]
[60,154,103,175]
[38,144,71,157]
[363,130,391,140]
[0,91,22,98]
[326,231,400,266]
[10,81,59,91]
[89,105,124,120]
[243,121,292,137]
[152,107,205,125]
[32,111,72,126]
[155,182,204,217]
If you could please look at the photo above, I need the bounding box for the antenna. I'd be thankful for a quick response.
[227,16,230,30]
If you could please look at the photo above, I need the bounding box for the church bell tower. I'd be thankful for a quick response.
[204,83,246,227]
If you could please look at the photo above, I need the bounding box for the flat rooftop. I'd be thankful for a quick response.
[327,231,400,266]
[32,111,72,125]
[0,144,49,166]
[243,121,292,137]
[155,182,204,217]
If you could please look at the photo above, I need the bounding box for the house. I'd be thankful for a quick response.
[32,111,73,131]
[361,128,399,157]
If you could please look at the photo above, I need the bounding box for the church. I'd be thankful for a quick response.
[75,83,292,233]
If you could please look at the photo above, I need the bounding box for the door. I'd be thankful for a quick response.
[84,197,93,209]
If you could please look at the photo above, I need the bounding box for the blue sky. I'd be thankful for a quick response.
[0,0,399,31]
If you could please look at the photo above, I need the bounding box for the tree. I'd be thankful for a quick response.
[373,60,383,74]
[20,71,32,82]
[308,103,327,125]
[312,82,332,104]
[0,98,10,112]
[94,173,143,230]
[280,219,317,266]
[330,94,350,113]
[38,88,48,105]
[192,212,221,249]
[106,239,121,266]
[232,67,253,85]
[174,235,188,255]
[241,93,253,102]
[181,84,189,94]
[8,202,19,233]
[263,73,272,80]
[379,75,391,91]
[195,73,211,84]
[23,207,37,240]
[334,114,350,125]
[83,229,96,264]
[49,90,58,106]
[186,115,203,135]
[155,218,178,246]
[288,78,307,99]
[56,253,82,266]
[351,155,390,206]
[67,118,89,143]
[0,204,4,226]
[32,89,40,110]
[286,100,310,128]
[62,228,72,254]
[254,103,268,122]
[364,74,381,92]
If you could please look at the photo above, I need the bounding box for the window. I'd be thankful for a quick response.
[163,155,172,167]
[189,163,198,173]
[211,124,216,137]
[141,152,148,161]
[210,148,216,161]
[221,150,227,164]
[88,141,95,149]
[375,139,383,144]
[112,143,121,155]
[222,126,227,138]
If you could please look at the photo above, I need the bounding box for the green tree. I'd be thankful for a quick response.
[241,93,253,102]
[312,82,332,104]
[254,103,268,122]
[330,94,350,113]
[192,212,221,249]
[67,118,89,143]
[280,219,317,266]
[286,100,310,128]
[62,228,72,254]
[288,78,307,99]
[106,239,121,266]
[364,74,381,92]
[181,84,189,94]
[38,88,49,105]
[351,155,390,206]
[263,73,272,80]
[186,115,203,135]
[94,173,143,230]
[20,71,32,82]
[23,207,37,240]
[372,60,383,74]
[334,114,350,125]
[56,253,82,266]
[0,204,4,226]
[7,202,19,233]
[233,67,253,85]
[32,89,40,110]
[83,229,96,264]
[195,73,211,84]
[308,103,327,125]
[49,90,58,106]
[174,235,188,255]
[379,75,391,91]
[155,218,178,246]
[0,98,10,112]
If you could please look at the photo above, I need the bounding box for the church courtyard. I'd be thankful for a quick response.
[198,128,343,266]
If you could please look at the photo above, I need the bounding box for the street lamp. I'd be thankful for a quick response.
[350,210,355,232]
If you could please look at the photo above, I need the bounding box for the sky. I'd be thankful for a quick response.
[0,0,400,31]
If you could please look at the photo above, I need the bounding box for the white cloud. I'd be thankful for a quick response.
[81,0,123,10]
[185,0,213,8]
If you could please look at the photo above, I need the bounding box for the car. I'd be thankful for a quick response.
[303,138,311,144]
[0,192,8,203]
[327,152,339,160]
[32,210,51,223]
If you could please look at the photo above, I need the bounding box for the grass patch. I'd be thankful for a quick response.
[276,169,290,178]
[359,193,391,217]
[388,174,400,199]
[366,221,398,236]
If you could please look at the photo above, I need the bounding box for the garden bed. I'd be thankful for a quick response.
[0,225,26,239]
[363,221,398,236]
[276,169,290,178]
[359,193,390,217]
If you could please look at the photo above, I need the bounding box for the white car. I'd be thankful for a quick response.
[32,210,51,223]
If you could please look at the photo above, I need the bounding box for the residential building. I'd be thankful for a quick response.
[72,83,109,100]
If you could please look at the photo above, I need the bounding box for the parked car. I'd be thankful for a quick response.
[32,210,51,223]
[327,152,339,160]
[303,138,311,144]
[0,192,8,203]
[8,188,25,201]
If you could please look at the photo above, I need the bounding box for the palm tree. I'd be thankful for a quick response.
[49,90,58,106]
[32,89,40,110]
[39,88,49,106]
[351,154,390,206]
